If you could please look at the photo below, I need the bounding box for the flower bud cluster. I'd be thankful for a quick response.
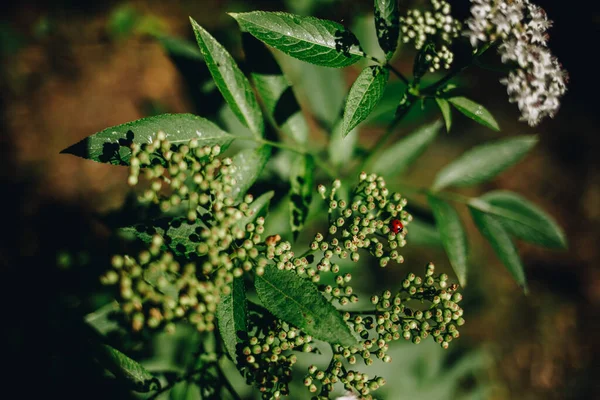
[465,0,568,126]
[367,263,464,350]
[306,263,464,398]
[239,317,315,399]
[101,157,467,399]
[103,134,271,332]
[305,360,385,400]
[127,132,232,222]
[400,0,461,71]
[101,250,222,333]
[314,173,411,274]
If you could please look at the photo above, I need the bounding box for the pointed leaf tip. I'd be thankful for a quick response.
[60,114,235,165]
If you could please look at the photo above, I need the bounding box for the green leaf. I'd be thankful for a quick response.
[432,135,538,191]
[243,34,308,144]
[61,114,235,165]
[435,98,452,132]
[230,11,364,68]
[159,35,203,61]
[328,119,357,167]
[372,120,442,178]
[162,220,205,256]
[190,18,264,138]
[230,145,272,201]
[120,218,205,258]
[96,344,160,392]
[374,0,400,59]
[237,191,275,230]
[406,217,442,248]
[289,155,314,240]
[255,265,357,346]
[448,97,499,131]
[217,278,248,363]
[342,65,389,137]
[473,191,567,248]
[428,195,468,287]
[469,207,528,292]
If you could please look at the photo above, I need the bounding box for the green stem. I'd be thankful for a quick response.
[385,63,410,85]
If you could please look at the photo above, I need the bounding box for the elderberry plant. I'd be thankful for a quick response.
[62,1,568,399]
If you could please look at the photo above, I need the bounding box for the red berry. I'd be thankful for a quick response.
[390,219,403,233]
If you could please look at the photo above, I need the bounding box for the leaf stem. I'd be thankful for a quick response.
[384,63,410,85]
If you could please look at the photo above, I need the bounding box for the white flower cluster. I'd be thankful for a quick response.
[465,0,568,126]
[400,0,461,71]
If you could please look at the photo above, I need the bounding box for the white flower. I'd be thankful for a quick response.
[464,0,568,126]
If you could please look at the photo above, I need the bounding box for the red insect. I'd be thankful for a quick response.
[389,219,403,234]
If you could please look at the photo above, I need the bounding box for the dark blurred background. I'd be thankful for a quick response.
[1,1,598,399]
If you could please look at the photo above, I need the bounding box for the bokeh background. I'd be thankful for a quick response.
[1,0,598,399]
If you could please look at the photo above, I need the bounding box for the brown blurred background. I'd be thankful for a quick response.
[1,1,598,399]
